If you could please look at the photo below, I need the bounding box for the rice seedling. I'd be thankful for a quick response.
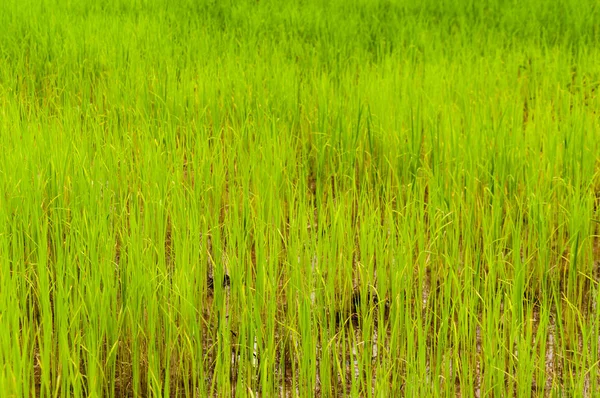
[0,0,599,396]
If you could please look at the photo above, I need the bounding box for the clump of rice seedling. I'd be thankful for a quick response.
[0,0,599,396]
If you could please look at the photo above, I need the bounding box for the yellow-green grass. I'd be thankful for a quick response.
[0,0,599,396]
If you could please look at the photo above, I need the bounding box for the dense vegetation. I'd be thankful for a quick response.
[1,0,599,396]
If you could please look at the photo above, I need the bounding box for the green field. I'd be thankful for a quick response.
[1,0,600,396]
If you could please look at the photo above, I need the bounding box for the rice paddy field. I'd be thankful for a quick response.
[1,0,600,396]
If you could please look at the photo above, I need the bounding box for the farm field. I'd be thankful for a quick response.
[1,0,600,396]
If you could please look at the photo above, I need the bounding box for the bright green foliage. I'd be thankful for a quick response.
[0,0,599,396]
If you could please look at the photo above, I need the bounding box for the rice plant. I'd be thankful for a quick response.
[0,0,599,396]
